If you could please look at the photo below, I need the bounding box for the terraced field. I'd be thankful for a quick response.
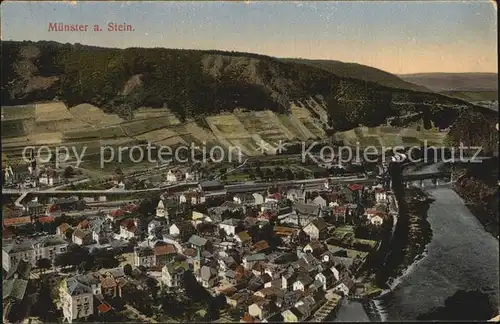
[1,101,449,167]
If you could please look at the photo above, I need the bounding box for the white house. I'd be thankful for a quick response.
[2,236,68,271]
[119,219,137,240]
[219,218,241,236]
[375,188,388,203]
[292,275,314,292]
[253,193,265,205]
[368,214,384,226]
[302,218,328,240]
[311,196,327,208]
[162,261,188,287]
[185,172,194,181]
[61,277,94,323]
[286,188,305,202]
[166,170,179,182]
[169,223,181,236]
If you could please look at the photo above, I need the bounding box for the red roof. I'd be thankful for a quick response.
[3,216,31,227]
[365,209,378,215]
[38,216,55,223]
[154,244,177,256]
[123,204,137,211]
[97,303,111,313]
[120,219,136,230]
[333,206,347,214]
[267,193,282,200]
[375,188,385,193]
[348,184,362,191]
[78,219,90,229]
[110,209,125,217]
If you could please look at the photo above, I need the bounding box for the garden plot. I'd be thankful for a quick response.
[69,103,124,126]
[206,114,252,140]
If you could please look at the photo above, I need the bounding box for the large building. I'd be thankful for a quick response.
[2,236,68,271]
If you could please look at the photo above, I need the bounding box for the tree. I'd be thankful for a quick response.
[91,248,120,270]
[63,166,74,178]
[146,276,160,299]
[37,258,52,273]
[123,264,133,276]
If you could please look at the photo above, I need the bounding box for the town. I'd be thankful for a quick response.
[2,152,398,323]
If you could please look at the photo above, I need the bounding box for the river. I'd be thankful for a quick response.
[335,163,499,321]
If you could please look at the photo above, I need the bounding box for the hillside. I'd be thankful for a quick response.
[399,72,498,92]
[1,41,498,157]
[453,157,499,238]
[282,58,431,92]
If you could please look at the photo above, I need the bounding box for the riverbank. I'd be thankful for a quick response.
[452,157,499,239]
[372,186,433,290]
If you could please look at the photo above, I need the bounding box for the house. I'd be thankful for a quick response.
[188,234,211,253]
[72,229,93,246]
[302,218,328,240]
[104,209,124,224]
[3,259,31,316]
[364,209,385,226]
[3,216,32,228]
[252,193,265,205]
[153,243,177,265]
[260,200,278,213]
[60,277,94,323]
[235,231,253,246]
[241,312,261,323]
[294,202,321,218]
[147,219,166,240]
[199,180,224,192]
[179,191,205,205]
[227,291,250,308]
[375,188,388,203]
[248,299,274,321]
[2,236,68,271]
[56,223,71,235]
[199,265,218,288]
[333,276,354,296]
[281,307,305,322]
[265,193,282,203]
[100,276,122,298]
[166,170,179,182]
[233,193,256,205]
[50,197,85,213]
[169,222,196,241]
[23,200,44,216]
[252,240,270,254]
[331,206,348,224]
[303,240,326,256]
[134,246,156,268]
[119,219,137,239]
[281,271,296,291]
[254,286,280,300]
[315,269,336,290]
[162,261,188,287]
[310,195,327,208]
[286,188,305,202]
[39,170,59,186]
[210,201,246,218]
[219,218,242,236]
[292,274,314,291]
[243,253,267,270]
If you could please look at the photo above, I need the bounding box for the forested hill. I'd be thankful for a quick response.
[1,40,497,146]
[281,58,431,92]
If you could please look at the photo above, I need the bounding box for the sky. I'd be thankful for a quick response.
[1,1,497,74]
